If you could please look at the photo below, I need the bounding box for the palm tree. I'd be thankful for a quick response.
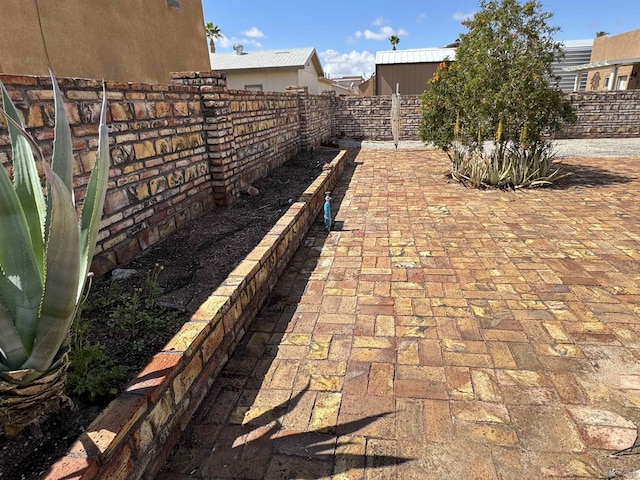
[205,22,223,53]
[595,31,608,37]
[389,35,400,51]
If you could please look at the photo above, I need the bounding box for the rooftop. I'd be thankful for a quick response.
[210,47,323,75]
[375,48,457,65]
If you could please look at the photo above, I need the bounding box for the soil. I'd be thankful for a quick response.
[0,145,344,480]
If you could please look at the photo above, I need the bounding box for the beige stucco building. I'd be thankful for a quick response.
[210,47,325,94]
[567,29,640,91]
[0,0,210,85]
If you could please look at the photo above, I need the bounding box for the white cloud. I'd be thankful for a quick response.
[354,26,409,41]
[218,35,263,50]
[372,17,387,26]
[242,27,265,38]
[453,11,475,22]
[320,49,375,78]
[416,13,427,24]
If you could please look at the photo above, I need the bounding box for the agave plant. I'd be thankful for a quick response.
[0,74,109,436]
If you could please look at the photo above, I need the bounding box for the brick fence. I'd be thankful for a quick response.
[1,72,639,276]
[558,90,640,138]
[333,95,423,140]
[0,72,333,277]
[333,90,640,141]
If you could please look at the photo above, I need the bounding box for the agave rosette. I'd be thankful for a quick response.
[0,73,109,382]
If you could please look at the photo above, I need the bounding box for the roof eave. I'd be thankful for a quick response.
[563,57,640,72]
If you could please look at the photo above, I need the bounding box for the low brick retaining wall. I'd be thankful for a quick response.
[44,150,349,480]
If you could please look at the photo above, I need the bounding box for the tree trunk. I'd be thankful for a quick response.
[0,352,69,437]
[210,39,216,53]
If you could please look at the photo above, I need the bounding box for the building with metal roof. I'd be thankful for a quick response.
[375,48,456,95]
[210,46,325,94]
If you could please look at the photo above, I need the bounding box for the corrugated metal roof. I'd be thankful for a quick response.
[375,48,456,65]
[210,47,321,72]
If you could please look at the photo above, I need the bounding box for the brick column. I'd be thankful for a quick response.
[286,85,310,151]
[172,71,238,206]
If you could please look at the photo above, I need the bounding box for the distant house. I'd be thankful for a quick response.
[564,29,640,91]
[318,78,357,96]
[332,75,365,94]
[210,46,325,94]
[552,39,593,91]
[374,48,456,95]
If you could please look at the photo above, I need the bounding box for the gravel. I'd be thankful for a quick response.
[337,138,640,158]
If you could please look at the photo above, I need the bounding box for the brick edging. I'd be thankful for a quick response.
[43,150,350,480]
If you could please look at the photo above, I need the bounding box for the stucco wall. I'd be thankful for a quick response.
[222,70,300,92]
[298,63,320,94]
[587,29,640,91]
[0,0,210,85]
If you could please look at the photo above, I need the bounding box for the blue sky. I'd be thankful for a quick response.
[201,0,640,79]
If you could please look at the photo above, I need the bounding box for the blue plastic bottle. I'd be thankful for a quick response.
[323,192,332,231]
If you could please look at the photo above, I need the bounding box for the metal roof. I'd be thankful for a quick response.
[375,48,456,65]
[210,47,323,75]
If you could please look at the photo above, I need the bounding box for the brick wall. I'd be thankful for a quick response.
[0,72,332,277]
[333,91,640,141]
[286,86,334,149]
[0,74,210,276]
[557,90,640,138]
[332,95,422,141]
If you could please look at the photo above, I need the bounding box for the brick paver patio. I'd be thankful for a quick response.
[158,148,640,479]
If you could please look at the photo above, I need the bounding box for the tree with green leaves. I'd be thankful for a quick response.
[595,31,608,37]
[419,0,576,188]
[389,35,400,50]
[205,22,223,53]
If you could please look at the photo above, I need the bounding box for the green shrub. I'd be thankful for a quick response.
[419,0,576,188]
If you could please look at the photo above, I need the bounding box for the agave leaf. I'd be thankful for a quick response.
[78,85,109,302]
[50,70,74,197]
[0,289,27,370]
[1,84,45,279]
[22,162,80,372]
[0,101,44,355]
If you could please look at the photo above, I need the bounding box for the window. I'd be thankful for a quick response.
[618,76,628,90]
[244,84,263,91]
[604,76,610,90]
